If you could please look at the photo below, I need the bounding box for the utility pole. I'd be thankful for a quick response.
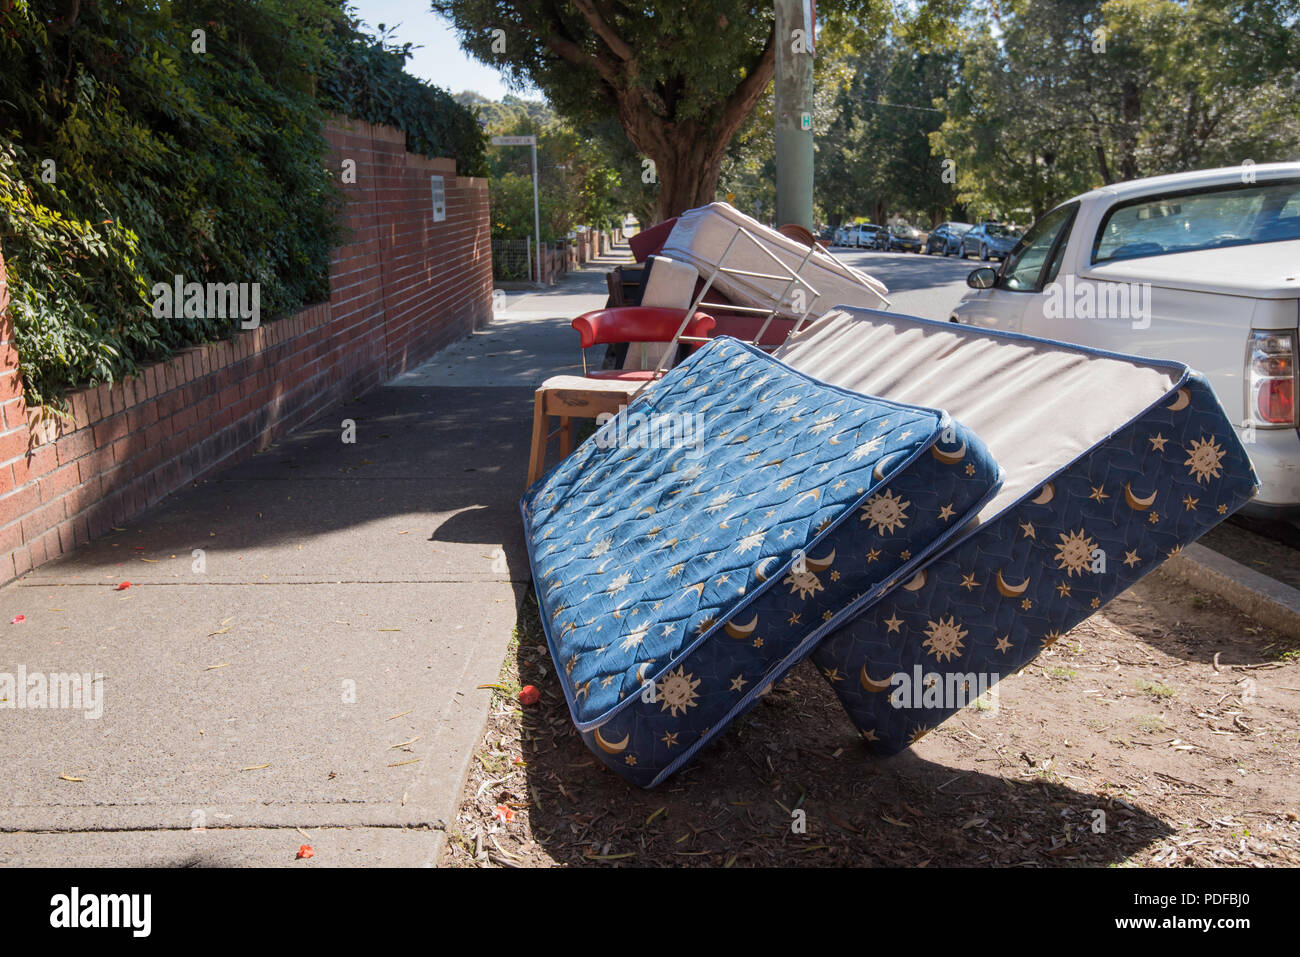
[774,0,815,230]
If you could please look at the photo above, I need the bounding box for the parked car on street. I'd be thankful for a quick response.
[926,221,973,255]
[950,162,1300,516]
[852,223,887,249]
[887,223,925,253]
[962,222,1022,260]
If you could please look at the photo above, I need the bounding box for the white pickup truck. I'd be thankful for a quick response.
[951,163,1300,518]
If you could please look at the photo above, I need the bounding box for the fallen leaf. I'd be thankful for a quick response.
[240,763,271,771]
[59,773,84,782]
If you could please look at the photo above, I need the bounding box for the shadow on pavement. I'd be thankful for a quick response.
[26,385,537,583]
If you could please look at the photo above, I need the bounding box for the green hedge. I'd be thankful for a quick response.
[0,0,486,406]
[319,16,488,177]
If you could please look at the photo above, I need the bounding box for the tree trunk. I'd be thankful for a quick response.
[650,129,729,222]
[1118,78,1143,181]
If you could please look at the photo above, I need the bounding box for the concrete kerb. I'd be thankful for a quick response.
[1155,542,1300,640]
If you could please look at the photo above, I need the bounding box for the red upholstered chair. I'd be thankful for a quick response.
[571,306,715,381]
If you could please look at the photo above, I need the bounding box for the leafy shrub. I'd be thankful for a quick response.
[319,12,488,177]
[0,0,484,405]
[0,0,343,403]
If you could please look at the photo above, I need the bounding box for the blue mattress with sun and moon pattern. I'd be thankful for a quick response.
[770,308,1259,755]
[521,336,1002,786]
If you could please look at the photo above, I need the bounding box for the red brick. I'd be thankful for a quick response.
[77,446,115,485]
[0,370,23,402]
[0,520,23,555]
[39,526,63,562]
[12,444,57,485]
[2,397,26,430]
[40,463,81,503]
[56,519,76,554]
[65,473,103,515]
[55,428,96,467]
[93,412,129,447]
[2,485,43,530]
[0,428,28,465]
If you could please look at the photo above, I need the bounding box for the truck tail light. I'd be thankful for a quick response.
[1246,330,1297,426]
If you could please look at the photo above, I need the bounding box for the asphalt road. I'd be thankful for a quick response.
[826,245,979,321]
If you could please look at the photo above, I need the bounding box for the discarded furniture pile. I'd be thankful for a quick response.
[520,204,1258,787]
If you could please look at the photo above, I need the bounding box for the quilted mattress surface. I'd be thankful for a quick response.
[775,309,1259,753]
[521,336,1001,785]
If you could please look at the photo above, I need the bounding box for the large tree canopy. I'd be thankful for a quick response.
[932,0,1300,221]
[432,1,779,221]
[433,1,968,223]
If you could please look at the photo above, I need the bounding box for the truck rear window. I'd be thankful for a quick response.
[1092,179,1300,263]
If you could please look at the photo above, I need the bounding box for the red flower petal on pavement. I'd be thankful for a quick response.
[296,844,314,859]
[518,685,540,706]
[10,615,25,624]
[493,805,515,823]
[115,582,131,591]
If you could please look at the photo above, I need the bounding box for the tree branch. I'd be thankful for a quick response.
[571,0,636,63]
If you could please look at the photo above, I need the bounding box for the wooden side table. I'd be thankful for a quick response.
[527,376,644,487]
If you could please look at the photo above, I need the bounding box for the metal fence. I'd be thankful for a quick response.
[491,237,533,281]
[491,229,624,283]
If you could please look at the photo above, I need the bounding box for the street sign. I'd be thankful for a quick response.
[491,135,536,146]
[800,112,813,131]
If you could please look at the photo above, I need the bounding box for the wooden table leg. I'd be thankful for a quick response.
[527,388,548,487]
[559,416,573,458]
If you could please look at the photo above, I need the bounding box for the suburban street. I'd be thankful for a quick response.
[830,248,974,320]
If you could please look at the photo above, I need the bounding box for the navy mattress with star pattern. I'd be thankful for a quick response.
[521,336,1002,786]
[772,308,1259,755]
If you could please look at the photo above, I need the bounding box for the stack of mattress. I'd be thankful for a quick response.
[523,310,1257,786]
[521,335,1000,786]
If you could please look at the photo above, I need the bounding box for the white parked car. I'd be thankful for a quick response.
[951,163,1300,517]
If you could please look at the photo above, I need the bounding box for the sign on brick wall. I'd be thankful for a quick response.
[430,175,446,223]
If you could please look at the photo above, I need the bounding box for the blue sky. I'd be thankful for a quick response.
[348,0,537,99]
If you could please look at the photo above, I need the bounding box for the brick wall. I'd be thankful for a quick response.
[0,116,492,582]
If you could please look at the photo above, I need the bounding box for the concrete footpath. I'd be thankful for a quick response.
[0,252,625,867]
